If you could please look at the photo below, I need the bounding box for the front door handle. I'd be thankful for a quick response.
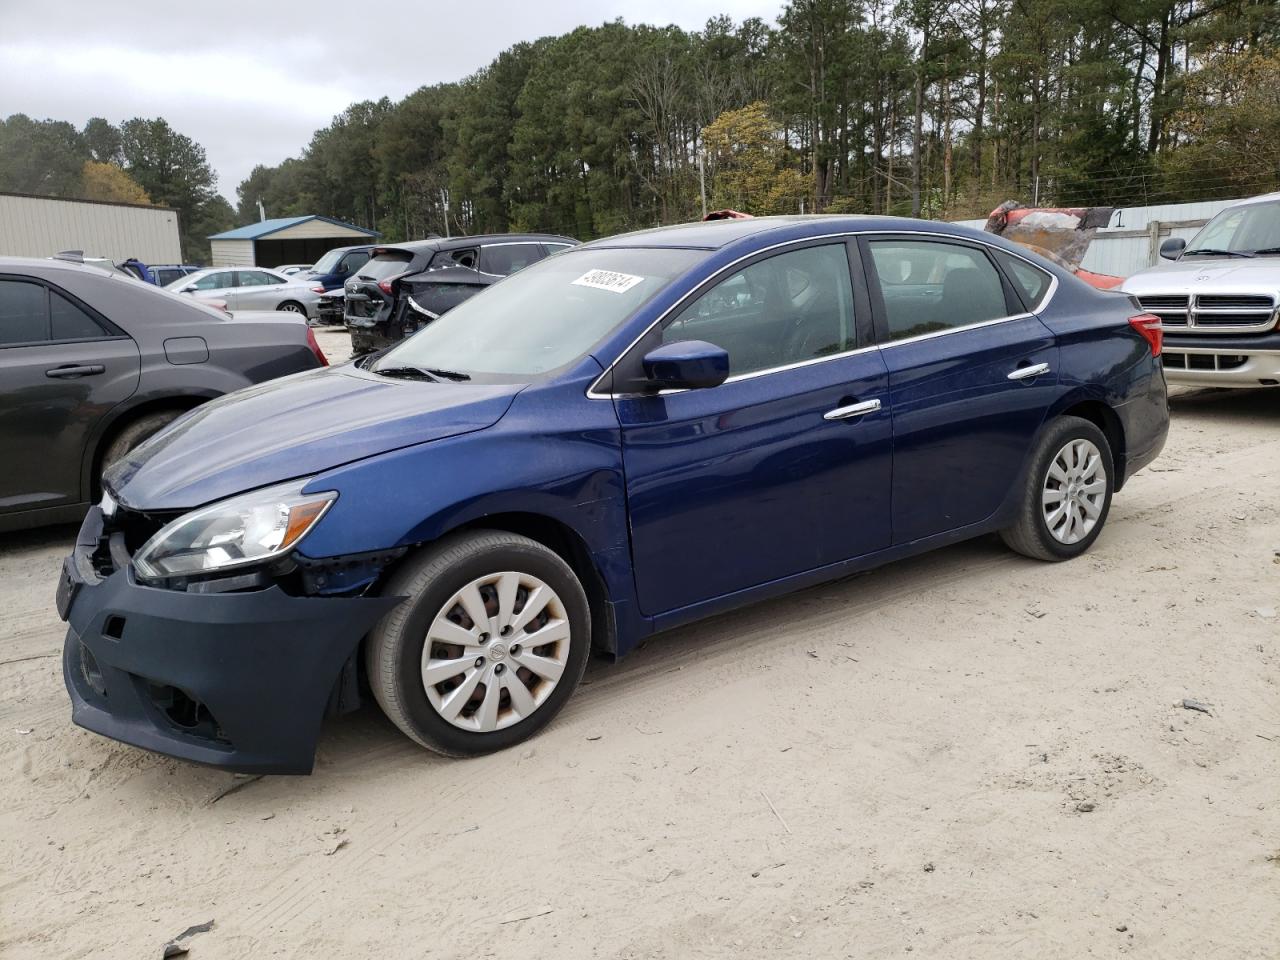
[1007,362,1050,381]
[824,398,881,421]
[45,364,105,379]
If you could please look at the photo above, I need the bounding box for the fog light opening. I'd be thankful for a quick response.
[79,643,106,697]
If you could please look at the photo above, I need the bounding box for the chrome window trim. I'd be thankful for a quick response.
[587,228,1060,399]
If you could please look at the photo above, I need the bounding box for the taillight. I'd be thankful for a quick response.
[311,285,325,293]
[378,279,394,295]
[1129,313,1162,357]
[305,327,329,366]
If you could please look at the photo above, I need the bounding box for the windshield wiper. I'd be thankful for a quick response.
[1250,247,1280,256]
[1183,248,1255,258]
[425,368,471,381]
[374,365,439,381]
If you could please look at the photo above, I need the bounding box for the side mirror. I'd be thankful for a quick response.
[1159,237,1186,260]
[180,285,196,294]
[641,340,730,391]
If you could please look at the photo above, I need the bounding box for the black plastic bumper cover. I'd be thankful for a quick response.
[61,515,401,774]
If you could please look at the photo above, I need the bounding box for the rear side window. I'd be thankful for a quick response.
[358,252,414,281]
[481,243,545,276]
[191,271,233,291]
[50,290,106,340]
[0,279,48,345]
[867,240,1010,341]
[237,270,278,287]
[994,250,1053,310]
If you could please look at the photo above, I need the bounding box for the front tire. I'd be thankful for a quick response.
[366,531,591,757]
[1001,415,1114,561]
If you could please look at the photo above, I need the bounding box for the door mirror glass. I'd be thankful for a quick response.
[642,340,730,390]
[1159,237,1186,260]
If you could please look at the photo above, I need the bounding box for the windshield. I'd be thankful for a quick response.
[356,251,415,281]
[374,247,704,380]
[310,248,346,275]
[1185,200,1280,256]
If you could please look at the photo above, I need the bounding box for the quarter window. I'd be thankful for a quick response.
[867,240,1010,341]
[0,279,48,345]
[994,250,1052,309]
[50,290,106,340]
[662,243,857,377]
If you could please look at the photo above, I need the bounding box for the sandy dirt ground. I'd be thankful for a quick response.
[2,338,1277,958]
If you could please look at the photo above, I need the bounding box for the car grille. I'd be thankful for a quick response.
[1163,353,1249,370]
[1138,293,1277,333]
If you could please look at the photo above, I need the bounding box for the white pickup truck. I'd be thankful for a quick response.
[1122,192,1280,388]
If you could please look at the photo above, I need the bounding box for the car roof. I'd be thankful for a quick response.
[583,215,997,251]
[1226,191,1280,209]
[374,234,576,255]
[0,256,120,278]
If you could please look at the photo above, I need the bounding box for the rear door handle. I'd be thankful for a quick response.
[824,398,881,421]
[1007,362,1050,381]
[45,364,105,379]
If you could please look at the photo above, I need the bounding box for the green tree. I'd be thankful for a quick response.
[0,114,86,195]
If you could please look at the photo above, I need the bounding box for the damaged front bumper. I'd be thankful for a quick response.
[59,507,400,774]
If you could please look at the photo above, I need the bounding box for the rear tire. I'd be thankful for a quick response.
[366,530,591,757]
[100,410,184,476]
[1001,415,1114,562]
[278,301,305,314]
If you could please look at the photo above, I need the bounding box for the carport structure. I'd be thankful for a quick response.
[209,216,378,269]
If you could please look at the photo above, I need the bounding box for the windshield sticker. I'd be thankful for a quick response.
[572,269,645,293]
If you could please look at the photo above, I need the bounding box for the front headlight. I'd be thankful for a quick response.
[133,480,336,580]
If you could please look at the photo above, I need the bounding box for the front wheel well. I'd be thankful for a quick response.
[1059,400,1126,487]
[382,513,617,658]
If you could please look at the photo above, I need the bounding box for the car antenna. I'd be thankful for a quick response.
[53,250,85,263]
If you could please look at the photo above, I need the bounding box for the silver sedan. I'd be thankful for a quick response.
[167,267,322,319]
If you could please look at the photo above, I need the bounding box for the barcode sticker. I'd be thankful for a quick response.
[572,269,645,293]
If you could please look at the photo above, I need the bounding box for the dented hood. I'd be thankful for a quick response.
[106,364,522,511]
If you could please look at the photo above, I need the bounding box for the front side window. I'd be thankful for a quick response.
[662,243,856,377]
[339,251,370,273]
[0,279,49,345]
[480,243,545,276]
[868,240,1010,341]
[375,247,703,380]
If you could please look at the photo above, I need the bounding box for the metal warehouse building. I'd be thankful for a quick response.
[208,215,379,269]
[0,191,181,262]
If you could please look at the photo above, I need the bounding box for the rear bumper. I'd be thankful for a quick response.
[60,508,399,774]
[1115,368,1169,487]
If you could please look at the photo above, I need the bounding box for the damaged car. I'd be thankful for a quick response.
[344,234,576,355]
[59,215,1167,774]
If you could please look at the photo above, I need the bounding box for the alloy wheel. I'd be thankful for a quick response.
[1042,438,1107,545]
[421,572,570,732]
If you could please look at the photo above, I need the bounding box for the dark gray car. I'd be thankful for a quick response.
[0,257,327,532]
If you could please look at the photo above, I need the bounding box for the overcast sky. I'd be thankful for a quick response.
[0,0,783,207]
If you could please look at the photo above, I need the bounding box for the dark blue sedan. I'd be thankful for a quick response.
[58,216,1169,773]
